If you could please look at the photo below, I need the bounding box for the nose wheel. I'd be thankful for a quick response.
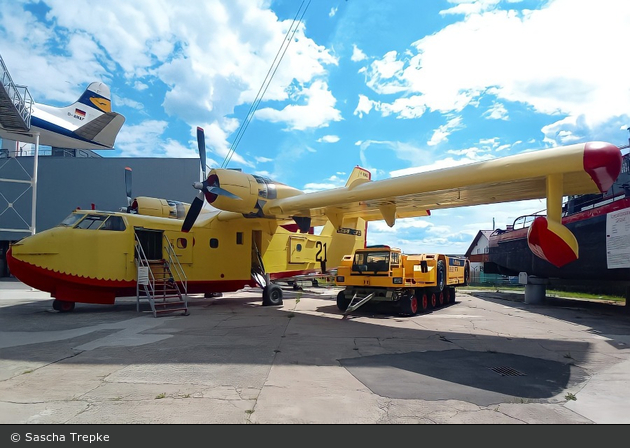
[52,299,75,312]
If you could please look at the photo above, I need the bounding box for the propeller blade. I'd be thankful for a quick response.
[181,192,204,233]
[206,185,242,200]
[197,127,207,180]
[124,167,132,207]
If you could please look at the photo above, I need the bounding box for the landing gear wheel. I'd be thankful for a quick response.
[337,290,350,311]
[53,299,75,313]
[399,290,418,316]
[262,284,283,306]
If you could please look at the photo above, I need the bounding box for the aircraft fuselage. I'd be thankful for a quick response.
[7,209,365,305]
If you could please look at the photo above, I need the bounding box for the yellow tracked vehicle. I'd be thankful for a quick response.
[334,245,470,316]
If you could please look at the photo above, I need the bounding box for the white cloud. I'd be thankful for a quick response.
[484,102,509,120]
[357,140,429,171]
[114,119,201,161]
[365,51,408,94]
[351,44,367,62]
[256,80,342,130]
[440,0,502,16]
[133,81,149,91]
[0,1,340,164]
[318,135,340,143]
[354,94,376,118]
[428,117,464,146]
[360,0,630,139]
[380,95,427,119]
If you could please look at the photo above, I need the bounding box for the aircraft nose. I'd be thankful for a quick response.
[6,233,60,292]
[6,245,40,288]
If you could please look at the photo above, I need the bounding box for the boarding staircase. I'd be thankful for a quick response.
[0,54,33,132]
[135,233,189,317]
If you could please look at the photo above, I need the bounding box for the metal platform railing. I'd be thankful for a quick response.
[0,54,33,132]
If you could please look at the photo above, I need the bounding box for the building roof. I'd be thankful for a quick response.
[465,230,494,257]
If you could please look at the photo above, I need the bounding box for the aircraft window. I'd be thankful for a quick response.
[210,238,219,249]
[236,232,243,245]
[99,216,126,231]
[58,213,83,227]
[177,238,187,249]
[75,214,107,230]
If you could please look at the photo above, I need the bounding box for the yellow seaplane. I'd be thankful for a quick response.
[6,127,623,314]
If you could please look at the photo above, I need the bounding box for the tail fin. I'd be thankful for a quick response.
[345,166,371,189]
[321,216,367,271]
[75,82,114,113]
[70,82,125,148]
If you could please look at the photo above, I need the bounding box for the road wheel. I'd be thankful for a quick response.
[336,290,350,311]
[399,290,418,316]
[430,292,437,308]
[262,284,283,306]
[418,290,429,312]
[449,287,456,304]
[440,290,447,306]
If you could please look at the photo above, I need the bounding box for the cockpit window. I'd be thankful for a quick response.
[99,216,126,231]
[75,214,107,230]
[58,213,84,227]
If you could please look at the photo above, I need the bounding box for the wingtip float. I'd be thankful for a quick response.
[527,141,622,268]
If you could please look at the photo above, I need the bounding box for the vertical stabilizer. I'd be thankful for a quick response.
[320,216,367,270]
[345,166,371,189]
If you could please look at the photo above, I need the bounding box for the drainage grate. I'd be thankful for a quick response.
[489,366,526,377]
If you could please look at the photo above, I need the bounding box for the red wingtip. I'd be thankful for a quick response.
[584,142,622,193]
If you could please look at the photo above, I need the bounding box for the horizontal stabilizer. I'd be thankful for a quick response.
[75,112,125,148]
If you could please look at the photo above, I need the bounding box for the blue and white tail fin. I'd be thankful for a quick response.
[24,81,126,149]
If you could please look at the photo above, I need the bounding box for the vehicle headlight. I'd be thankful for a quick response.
[393,277,403,284]
[336,276,345,283]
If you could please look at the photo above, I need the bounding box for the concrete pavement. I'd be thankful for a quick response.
[1,278,629,424]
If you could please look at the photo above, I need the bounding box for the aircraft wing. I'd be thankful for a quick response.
[263,142,622,230]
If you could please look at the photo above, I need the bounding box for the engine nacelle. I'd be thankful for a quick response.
[204,169,303,216]
[130,197,188,219]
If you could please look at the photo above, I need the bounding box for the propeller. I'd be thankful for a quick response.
[124,167,132,212]
[181,127,241,232]
[197,126,207,180]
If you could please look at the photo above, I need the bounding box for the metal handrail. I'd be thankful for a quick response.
[0,54,33,128]
[134,233,156,314]
[163,234,188,297]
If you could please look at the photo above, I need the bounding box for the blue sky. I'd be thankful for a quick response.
[1,0,629,254]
